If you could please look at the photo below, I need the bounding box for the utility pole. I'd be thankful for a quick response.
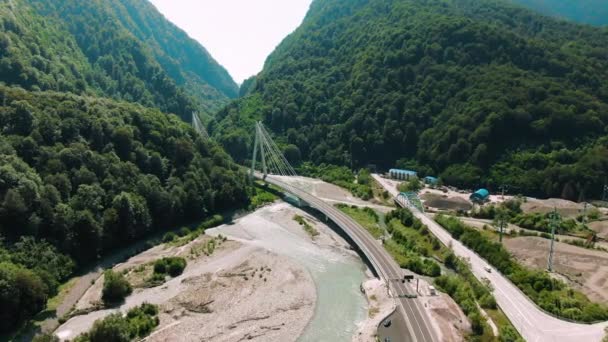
[499,216,505,243]
[547,208,560,272]
[499,185,508,200]
[582,202,588,225]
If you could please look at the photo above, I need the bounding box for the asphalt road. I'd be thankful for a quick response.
[373,174,608,342]
[258,174,439,342]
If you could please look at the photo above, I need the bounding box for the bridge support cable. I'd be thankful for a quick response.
[250,121,297,178]
[192,112,210,140]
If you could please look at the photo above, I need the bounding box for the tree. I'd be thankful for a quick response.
[113,127,133,161]
[284,144,302,166]
[111,192,152,242]
[8,101,34,135]
[0,262,48,332]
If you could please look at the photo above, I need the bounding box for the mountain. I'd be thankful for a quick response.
[215,0,608,200]
[510,0,608,26]
[0,0,248,332]
[0,0,238,118]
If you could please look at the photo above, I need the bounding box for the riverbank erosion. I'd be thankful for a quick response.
[54,229,316,341]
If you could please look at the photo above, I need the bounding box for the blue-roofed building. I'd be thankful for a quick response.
[424,176,438,185]
[470,189,490,203]
[389,168,417,181]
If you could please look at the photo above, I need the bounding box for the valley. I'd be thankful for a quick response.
[2,0,608,341]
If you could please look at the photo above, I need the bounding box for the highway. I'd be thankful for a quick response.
[373,174,608,342]
[256,173,439,342]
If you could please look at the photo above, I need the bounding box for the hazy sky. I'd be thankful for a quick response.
[149,0,313,84]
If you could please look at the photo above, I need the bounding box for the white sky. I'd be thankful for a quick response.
[148,0,313,84]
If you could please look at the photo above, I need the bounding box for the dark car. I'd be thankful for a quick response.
[383,320,392,327]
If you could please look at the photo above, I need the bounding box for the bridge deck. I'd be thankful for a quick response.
[255,174,438,342]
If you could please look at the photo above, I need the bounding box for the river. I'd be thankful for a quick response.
[207,202,369,342]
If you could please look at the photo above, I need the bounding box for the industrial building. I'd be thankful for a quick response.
[389,169,417,181]
[424,176,438,185]
[470,188,490,203]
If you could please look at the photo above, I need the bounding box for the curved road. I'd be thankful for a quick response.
[373,174,608,342]
[257,174,438,342]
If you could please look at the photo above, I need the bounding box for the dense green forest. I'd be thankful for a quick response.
[0,85,248,332]
[214,0,608,200]
[510,0,608,26]
[0,0,237,118]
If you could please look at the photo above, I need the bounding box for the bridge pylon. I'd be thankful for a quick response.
[249,121,297,179]
[192,112,210,140]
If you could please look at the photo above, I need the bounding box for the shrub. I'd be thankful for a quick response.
[178,227,191,237]
[162,232,177,243]
[102,270,132,304]
[85,313,130,342]
[74,304,159,342]
[153,257,187,277]
[167,258,187,277]
[125,303,159,338]
[153,260,166,274]
[200,214,224,229]
[32,333,60,342]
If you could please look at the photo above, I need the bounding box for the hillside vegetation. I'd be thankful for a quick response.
[0,0,237,117]
[0,86,248,332]
[510,0,608,26]
[215,0,608,200]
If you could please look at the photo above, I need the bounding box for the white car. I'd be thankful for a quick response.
[484,266,492,273]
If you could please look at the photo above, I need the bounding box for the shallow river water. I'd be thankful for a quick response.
[207,202,368,342]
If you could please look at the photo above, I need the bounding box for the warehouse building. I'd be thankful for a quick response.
[470,188,490,203]
[389,169,417,181]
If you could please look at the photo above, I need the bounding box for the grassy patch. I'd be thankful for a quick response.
[46,277,80,312]
[486,309,524,342]
[293,215,319,237]
[190,235,227,257]
[299,163,372,200]
[368,306,379,318]
[336,204,384,239]
[371,178,394,206]
[249,183,279,209]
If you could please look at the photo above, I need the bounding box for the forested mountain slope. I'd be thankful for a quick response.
[0,85,248,332]
[510,0,608,26]
[0,0,237,117]
[215,0,608,200]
